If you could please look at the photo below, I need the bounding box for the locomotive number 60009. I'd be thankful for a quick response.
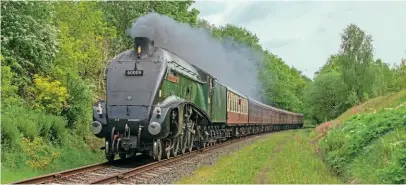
[125,69,144,76]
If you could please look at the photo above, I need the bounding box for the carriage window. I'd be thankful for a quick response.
[243,100,245,114]
[235,96,237,112]
[242,99,244,113]
[234,95,236,112]
[243,100,246,114]
[231,94,234,112]
[236,96,238,113]
[229,93,232,112]
[238,97,241,113]
[237,98,240,113]
[245,100,247,114]
[227,93,229,111]
[227,92,230,111]
[230,93,233,112]
[234,95,237,112]
[240,99,243,113]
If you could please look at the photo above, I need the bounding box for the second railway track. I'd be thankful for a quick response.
[13,132,271,184]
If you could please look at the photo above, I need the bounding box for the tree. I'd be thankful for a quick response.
[99,1,199,53]
[1,1,58,97]
[212,24,262,50]
[259,52,308,112]
[53,2,116,96]
[338,24,375,101]
[315,54,341,77]
[304,71,349,123]
[390,58,406,91]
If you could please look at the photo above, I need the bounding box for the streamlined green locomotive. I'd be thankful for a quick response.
[90,37,303,162]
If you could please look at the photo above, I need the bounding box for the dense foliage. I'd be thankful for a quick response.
[319,90,406,183]
[1,1,307,182]
[305,24,406,124]
[309,24,406,184]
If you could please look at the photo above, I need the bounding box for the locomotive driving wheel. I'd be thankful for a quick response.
[171,136,180,157]
[152,139,162,162]
[105,127,116,163]
[181,128,187,154]
[105,140,115,163]
[163,140,171,159]
[188,130,194,153]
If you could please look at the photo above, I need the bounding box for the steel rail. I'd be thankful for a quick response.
[11,132,273,184]
[89,134,264,184]
[12,162,109,184]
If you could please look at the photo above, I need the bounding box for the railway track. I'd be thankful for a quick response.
[12,133,270,184]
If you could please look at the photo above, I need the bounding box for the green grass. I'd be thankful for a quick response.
[260,129,342,184]
[177,131,290,184]
[177,129,342,184]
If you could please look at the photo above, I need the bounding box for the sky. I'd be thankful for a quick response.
[190,0,406,78]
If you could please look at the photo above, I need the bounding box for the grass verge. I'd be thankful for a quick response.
[259,129,342,184]
[177,129,341,184]
[313,89,406,183]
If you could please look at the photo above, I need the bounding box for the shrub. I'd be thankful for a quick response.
[20,137,60,170]
[319,105,406,183]
[1,106,68,150]
[28,74,69,115]
[63,73,94,129]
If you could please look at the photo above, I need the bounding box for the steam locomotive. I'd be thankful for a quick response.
[90,37,304,162]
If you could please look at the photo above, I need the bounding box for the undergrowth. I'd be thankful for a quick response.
[317,90,406,183]
[1,105,104,183]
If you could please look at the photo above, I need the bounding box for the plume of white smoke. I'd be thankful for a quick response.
[128,13,265,101]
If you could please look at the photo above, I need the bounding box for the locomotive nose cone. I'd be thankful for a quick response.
[90,121,102,135]
[148,122,161,135]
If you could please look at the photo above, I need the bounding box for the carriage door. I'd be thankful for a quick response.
[207,76,213,119]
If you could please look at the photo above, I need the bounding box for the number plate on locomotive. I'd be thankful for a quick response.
[125,70,143,76]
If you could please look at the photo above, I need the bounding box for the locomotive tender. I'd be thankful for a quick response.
[90,37,304,162]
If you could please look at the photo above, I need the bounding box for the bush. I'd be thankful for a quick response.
[28,74,69,115]
[1,105,104,183]
[1,106,68,150]
[1,65,23,106]
[20,137,60,170]
[319,105,406,183]
[303,71,349,123]
[63,73,94,129]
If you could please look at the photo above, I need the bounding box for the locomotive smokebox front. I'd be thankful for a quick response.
[101,35,169,144]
